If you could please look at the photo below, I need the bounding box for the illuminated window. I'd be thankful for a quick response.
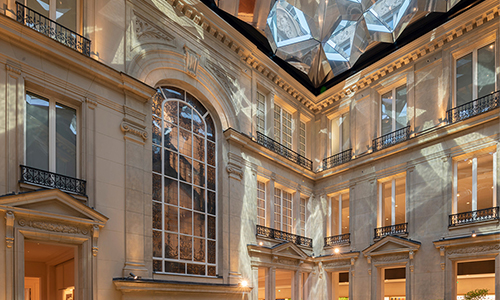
[257,181,266,226]
[274,105,292,149]
[25,92,78,177]
[380,85,407,135]
[330,191,350,236]
[299,121,306,157]
[256,92,266,133]
[300,196,307,236]
[274,188,293,233]
[25,0,79,32]
[152,87,217,277]
[379,176,406,227]
[330,112,350,155]
[455,43,496,106]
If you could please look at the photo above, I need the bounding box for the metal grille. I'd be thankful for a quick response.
[324,233,350,247]
[372,126,410,152]
[374,222,408,239]
[447,91,500,124]
[323,149,352,170]
[20,165,86,196]
[16,2,91,56]
[256,225,312,247]
[256,132,313,170]
[449,207,499,227]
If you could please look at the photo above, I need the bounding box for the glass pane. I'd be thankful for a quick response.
[341,193,349,234]
[207,141,216,166]
[165,204,178,232]
[193,160,205,187]
[477,154,493,210]
[477,43,496,98]
[152,202,162,230]
[152,91,163,119]
[207,166,216,191]
[179,156,192,183]
[153,230,162,257]
[164,150,178,179]
[456,53,473,106]
[179,104,192,131]
[187,264,205,275]
[186,92,207,116]
[162,87,184,101]
[193,212,205,237]
[164,177,178,205]
[275,270,293,300]
[208,240,216,264]
[457,159,473,213]
[165,232,178,259]
[330,116,340,155]
[56,0,77,32]
[382,181,392,226]
[193,134,205,162]
[381,91,393,135]
[207,215,216,239]
[27,0,49,17]
[26,93,49,171]
[152,116,161,145]
[192,112,206,137]
[180,235,192,260]
[152,174,161,201]
[163,101,178,125]
[206,114,215,142]
[193,238,205,262]
[179,129,192,157]
[193,187,205,212]
[208,266,216,276]
[395,86,407,130]
[179,209,192,235]
[165,261,185,274]
[179,182,192,209]
[164,122,178,151]
[341,113,350,151]
[395,177,406,224]
[153,260,162,272]
[56,103,77,177]
[152,145,161,173]
[331,195,340,235]
[207,191,216,215]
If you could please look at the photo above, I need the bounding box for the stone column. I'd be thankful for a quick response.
[292,269,301,300]
[268,176,276,228]
[495,255,500,300]
[267,267,276,300]
[250,266,259,300]
[406,263,412,300]
[331,272,339,300]
[375,266,383,300]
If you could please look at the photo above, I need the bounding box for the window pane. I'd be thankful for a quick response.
[164,122,178,151]
[55,0,77,32]
[165,261,185,274]
[153,174,161,201]
[163,101,179,125]
[186,92,207,116]
[152,145,161,173]
[193,187,205,212]
[456,53,473,106]
[164,177,178,205]
[477,43,496,98]
[207,216,216,239]
[395,86,407,130]
[180,235,192,260]
[163,87,184,101]
[257,181,266,226]
[331,116,340,155]
[26,93,49,171]
[457,159,473,213]
[207,240,216,263]
[193,238,205,262]
[164,150,178,179]
[179,104,192,131]
[179,129,192,157]
[165,205,178,232]
[193,161,205,187]
[165,232,178,259]
[341,193,350,234]
[153,116,161,145]
[207,141,216,166]
[257,92,266,133]
[331,195,340,235]
[283,191,293,233]
[207,166,216,191]
[274,105,282,141]
[274,188,282,230]
[179,156,192,183]
[27,0,49,17]
[382,181,392,226]
[395,177,406,224]
[193,212,205,237]
[179,183,192,209]
[56,103,77,177]
[153,230,162,257]
[282,110,292,149]
[179,209,192,235]
[153,202,162,230]
[193,134,205,162]
[192,112,206,137]
[207,191,216,215]
[300,197,306,236]
[341,113,350,151]
[381,91,393,135]
[206,114,215,142]
[477,154,493,210]
[187,264,205,275]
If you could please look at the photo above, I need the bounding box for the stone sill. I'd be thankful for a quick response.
[19,182,88,202]
[448,219,500,230]
[256,235,313,252]
[113,278,252,294]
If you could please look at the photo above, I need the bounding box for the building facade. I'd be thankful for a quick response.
[0,0,499,299]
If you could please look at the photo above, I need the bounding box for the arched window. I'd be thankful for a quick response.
[152,86,217,277]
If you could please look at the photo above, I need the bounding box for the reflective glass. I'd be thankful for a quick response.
[180,236,192,260]
[186,92,207,116]
[27,0,49,17]
[163,101,178,125]
[193,238,205,262]
[165,205,178,232]
[477,43,495,98]
[179,183,192,209]
[194,187,205,212]
[207,166,216,191]
[193,134,205,162]
[381,91,393,135]
[382,181,392,226]
[207,191,216,215]
[395,177,406,224]
[179,156,192,184]
[208,215,216,239]
[457,159,472,213]
[165,261,185,273]
[208,266,216,276]
[164,122,178,151]
[341,193,350,234]
[206,115,215,142]
[152,116,161,145]
[56,103,77,177]
[179,128,192,157]
[153,202,162,230]
[164,177,178,205]
[193,212,205,237]
[165,232,178,259]
[193,161,205,187]
[153,230,162,257]
[208,240,216,263]
[179,104,192,131]
[187,264,205,275]
[152,174,161,201]
[193,112,206,137]
[456,53,473,106]
[331,116,340,155]
[164,150,178,179]
[26,93,49,171]
[152,91,163,119]
[179,209,192,235]
[152,145,161,173]
[477,154,493,210]
[395,85,407,130]
[207,141,216,166]
[56,0,77,32]
[162,87,184,100]
[341,113,350,151]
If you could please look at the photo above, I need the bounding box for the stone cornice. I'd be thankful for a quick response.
[113,279,252,294]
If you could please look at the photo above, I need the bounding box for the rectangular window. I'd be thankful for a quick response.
[257,181,266,226]
[455,43,496,106]
[299,121,306,157]
[26,0,79,32]
[300,197,307,236]
[256,92,266,133]
[274,188,293,233]
[26,92,77,177]
[379,176,406,227]
[274,105,292,149]
[330,112,350,155]
[331,191,350,236]
[381,85,407,135]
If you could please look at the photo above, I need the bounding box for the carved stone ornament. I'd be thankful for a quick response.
[18,219,89,235]
[324,260,350,268]
[120,121,148,141]
[372,254,409,262]
[92,225,100,257]
[447,244,500,255]
[205,59,236,95]
[5,64,21,75]
[275,258,297,266]
[184,45,201,77]
[135,13,175,44]
[5,211,15,248]
[226,163,244,180]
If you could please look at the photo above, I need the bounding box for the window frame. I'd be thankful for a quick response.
[379,83,408,136]
[23,0,82,33]
[299,195,308,236]
[299,120,306,157]
[273,187,293,233]
[274,104,293,149]
[377,173,407,228]
[257,180,267,227]
[256,91,266,134]
[329,189,350,236]
[329,111,350,157]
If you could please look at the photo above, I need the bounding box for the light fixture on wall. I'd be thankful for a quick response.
[471,230,477,238]
[129,273,140,280]
[334,248,340,254]
[240,280,248,287]
[258,241,264,246]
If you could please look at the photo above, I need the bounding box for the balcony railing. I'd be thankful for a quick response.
[20,165,87,196]
[447,91,500,124]
[256,225,312,247]
[449,207,499,227]
[16,2,91,56]
[372,126,411,152]
[256,132,313,170]
[374,223,408,239]
[323,149,352,170]
[324,233,350,247]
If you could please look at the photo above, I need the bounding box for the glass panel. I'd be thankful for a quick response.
[193,134,205,162]
[207,240,216,263]
[56,103,77,177]
[477,43,496,98]
[456,53,473,106]
[206,114,215,142]
[282,110,293,149]
[193,238,205,262]
[26,93,49,171]
[179,209,192,235]
[179,155,192,183]
[207,191,216,215]
[282,191,293,233]
[395,86,407,130]
[477,154,493,210]
[164,150,178,179]
[152,145,161,173]
[381,91,393,135]
[56,0,77,32]
[257,92,266,133]
[179,182,192,209]
[152,173,161,201]
[180,235,192,260]
[186,92,207,116]
[193,212,205,237]
[341,193,350,234]
[341,113,350,151]
[164,122,178,151]
[153,260,162,272]
[162,87,184,100]
[179,103,192,131]
[165,261,185,274]
[275,270,293,300]
[27,0,49,17]
[153,202,162,230]
[163,101,178,125]
[152,91,163,119]
[207,141,216,166]
[457,159,473,213]
[193,187,205,212]
[152,230,162,257]
[331,195,340,236]
[395,177,406,224]
[208,266,216,276]
[274,105,281,141]
[193,161,205,187]
[192,112,206,137]
[152,116,161,145]
[382,181,392,226]
[179,128,192,157]
[187,264,205,275]
[274,188,282,230]
[207,166,216,191]
[207,215,216,239]
[164,177,178,205]
[165,205,178,232]
[257,181,266,227]
[331,116,340,155]
[165,232,178,259]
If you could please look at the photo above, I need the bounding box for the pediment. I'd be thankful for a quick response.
[363,236,420,257]
[271,242,308,259]
[0,189,108,225]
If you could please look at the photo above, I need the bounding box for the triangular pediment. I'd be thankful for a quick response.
[0,189,108,225]
[363,236,420,257]
[271,242,308,259]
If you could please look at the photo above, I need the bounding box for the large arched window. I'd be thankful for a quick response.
[152,86,217,277]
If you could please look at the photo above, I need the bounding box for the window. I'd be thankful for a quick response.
[274,188,292,233]
[453,152,497,214]
[455,42,496,106]
[331,191,350,236]
[152,86,217,277]
[330,112,350,155]
[256,92,266,133]
[274,105,292,149]
[379,176,406,227]
[299,121,306,157]
[257,181,266,226]
[300,196,307,236]
[25,92,78,177]
[25,0,79,32]
[380,85,407,135]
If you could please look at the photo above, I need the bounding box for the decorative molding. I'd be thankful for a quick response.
[92,225,99,257]
[85,97,98,108]
[274,258,297,266]
[120,120,148,141]
[372,253,409,262]
[440,246,445,270]
[226,164,243,180]
[5,63,21,75]
[184,45,201,77]
[5,211,14,248]
[18,218,90,235]
[446,244,500,255]
[134,12,175,44]
[205,59,236,95]
[324,260,350,268]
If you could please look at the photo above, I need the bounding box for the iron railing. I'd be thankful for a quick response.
[372,126,411,152]
[447,91,500,124]
[256,132,313,170]
[256,225,312,247]
[324,233,350,247]
[20,165,87,196]
[323,149,352,170]
[16,2,91,56]
[374,222,408,239]
[449,207,499,227]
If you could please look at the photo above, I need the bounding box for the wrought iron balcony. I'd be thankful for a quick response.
[447,91,500,124]
[324,233,350,247]
[449,207,499,227]
[256,225,312,247]
[256,132,313,170]
[374,223,408,239]
[16,2,91,56]
[372,126,411,152]
[20,165,87,196]
[323,149,352,170]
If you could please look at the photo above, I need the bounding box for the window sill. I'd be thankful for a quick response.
[151,272,223,283]
[448,219,499,230]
